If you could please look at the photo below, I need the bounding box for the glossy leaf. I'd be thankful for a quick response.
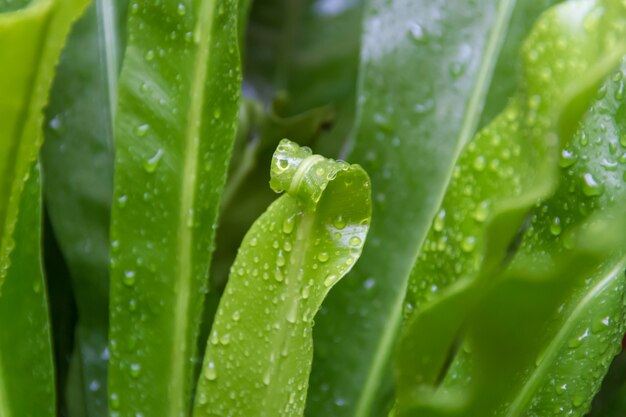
[107,0,241,415]
[41,0,126,413]
[0,164,56,417]
[396,0,626,415]
[308,1,531,415]
[399,213,626,416]
[0,0,89,289]
[193,140,371,417]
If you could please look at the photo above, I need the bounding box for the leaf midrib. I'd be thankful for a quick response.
[171,0,216,415]
[504,256,626,416]
[352,1,517,416]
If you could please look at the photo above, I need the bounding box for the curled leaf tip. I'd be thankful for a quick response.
[270,138,354,210]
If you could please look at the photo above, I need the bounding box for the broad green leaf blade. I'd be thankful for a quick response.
[494,56,626,417]
[308,1,525,415]
[193,140,371,417]
[107,0,241,415]
[400,213,626,416]
[396,1,626,415]
[0,0,89,289]
[0,164,56,417]
[41,0,126,413]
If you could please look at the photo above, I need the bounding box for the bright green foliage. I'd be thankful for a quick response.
[309,1,524,415]
[396,0,626,415]
[107,0,241,416]
[0,165,55,417]
[0,0,88,288]
[3,0,626,416]
[41,0,126,413]
[193,140,371,417]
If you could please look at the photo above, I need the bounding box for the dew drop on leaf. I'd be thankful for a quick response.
[204,361,217,381]
[123,270,136,287]
[582,173,604,196]
[134,124,149,136]
[333,215,346,230]
[143,148,163,173]
[323,274,338,287]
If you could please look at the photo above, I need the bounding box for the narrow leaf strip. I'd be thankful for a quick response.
[107,0,241,415]
[0,164,56,417]
[41,0,126,413]
[193,139,371,417]
[0,0,89,288]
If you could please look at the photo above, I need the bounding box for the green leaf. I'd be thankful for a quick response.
[212,0,364,300]
[398,212,626,416]
[193,139,371,417]
[245,0,363,155]
[41,0,126,413]
[0,164,56,417]
[0,0,89,289]
[307,0,547,415]
[395,0,626,415]
[107,0,241,415]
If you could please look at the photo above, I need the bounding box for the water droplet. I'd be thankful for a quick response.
[219,334,231,345]
[592,316,611,333]
[473,155,486,171]
[143,148,163,173]
[186,208,195,228]
[49,115,62,131]
[473,201,488,223]
[275,268,284,283]
[301,286,310,299]
[449,62,464,77]
[433,209,446,232]
[263,369,271,386]
[572,395,584,407]
[110,393,120,409]
[134,124,149,136]
[407,22,425,43]
[232,311,240,321]
[559,149,577,168]
[349,236,362,246]
[123,270,136,287]
[130,363,141,378]
[276,252,286,267]
[582,173,604,196]
[204,361,217,381]
[461,236,476,253]
[601,158,618,171]
[324,274,338,287]
[568,328,589,348]
[283,217,295,234]
[550,217,562,236]
[334,216,346,230]
[250,237,258,247]
[177,3,186,15]
[117,195,128,208]
[144,50,155,61]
